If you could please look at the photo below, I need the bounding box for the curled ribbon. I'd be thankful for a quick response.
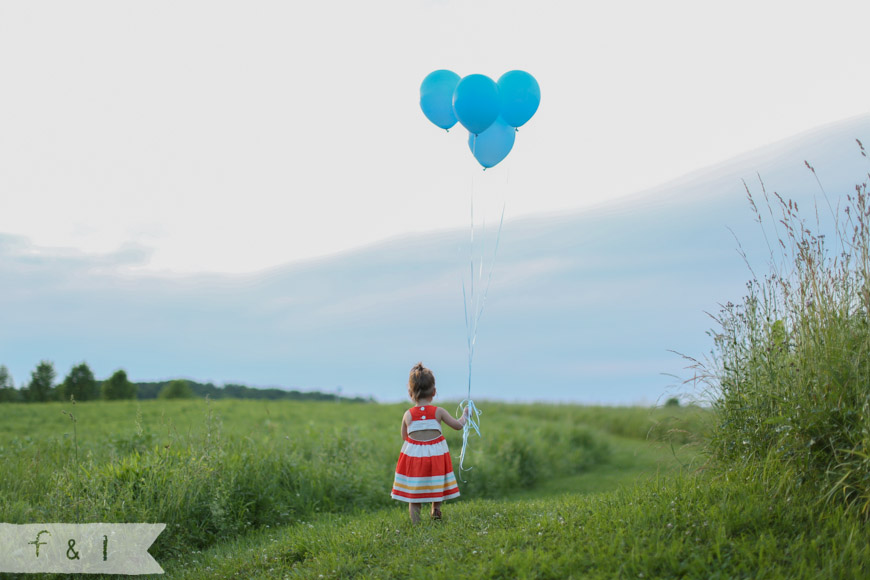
[456,399,482,481]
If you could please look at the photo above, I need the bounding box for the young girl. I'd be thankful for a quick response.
[391,362,468,524]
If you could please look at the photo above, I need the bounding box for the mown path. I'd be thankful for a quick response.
[506,434,703,500]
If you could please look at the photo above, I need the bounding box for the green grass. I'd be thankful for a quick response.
[1,396,865,579]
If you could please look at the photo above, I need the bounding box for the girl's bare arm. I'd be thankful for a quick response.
[436,406,468,431]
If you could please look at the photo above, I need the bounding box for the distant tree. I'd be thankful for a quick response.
[158,379,195,399]
[102,369,137,400]
[0,365,12,389]
[188,381,222,399]
[665,397,681,407]
[58,362,98,402]
[25,360,56,402]
[131,382,162,399]
[0,365,20,402]
[0,386,21,402]
[106,378,371,403]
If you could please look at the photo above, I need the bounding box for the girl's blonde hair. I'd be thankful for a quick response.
[408,362,435,402]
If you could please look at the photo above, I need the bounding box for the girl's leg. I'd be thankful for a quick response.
[431,501,442,520]
[409,502,421,524]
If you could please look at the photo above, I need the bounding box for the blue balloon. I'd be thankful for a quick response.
[452,74,500,136]
[420,70,461,130]
[497,70,540,128]
[468,117,515,169]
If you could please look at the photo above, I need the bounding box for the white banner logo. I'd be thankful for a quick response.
[0,523,165,574]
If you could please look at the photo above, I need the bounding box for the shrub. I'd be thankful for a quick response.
[102,369,137,400]
[159,379,195,399]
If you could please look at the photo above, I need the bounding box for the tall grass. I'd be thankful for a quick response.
[699,145,870,514]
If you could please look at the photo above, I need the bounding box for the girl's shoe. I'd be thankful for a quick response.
[431,508,442,520]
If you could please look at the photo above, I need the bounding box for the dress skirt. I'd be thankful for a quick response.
[391,435,460,503]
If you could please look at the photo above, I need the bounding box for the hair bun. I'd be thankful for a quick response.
[408,362,436,402]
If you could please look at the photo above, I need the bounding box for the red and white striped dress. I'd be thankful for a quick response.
[391,405,460,503]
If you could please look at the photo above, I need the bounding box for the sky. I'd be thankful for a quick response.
[1,1,870,402]
[1,0,869,274]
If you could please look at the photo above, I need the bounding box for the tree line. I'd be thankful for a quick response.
[0,361,371,403]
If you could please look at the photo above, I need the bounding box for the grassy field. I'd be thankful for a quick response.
[5,397,866,579]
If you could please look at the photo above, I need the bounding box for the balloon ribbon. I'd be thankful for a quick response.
[456,198,505,481]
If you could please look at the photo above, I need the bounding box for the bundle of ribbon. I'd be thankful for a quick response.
[457,398,482,479]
